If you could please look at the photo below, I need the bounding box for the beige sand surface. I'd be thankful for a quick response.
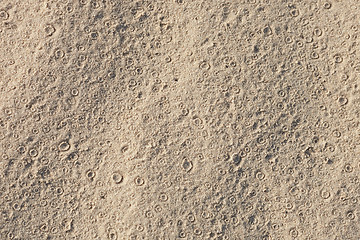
[0,0,359,239]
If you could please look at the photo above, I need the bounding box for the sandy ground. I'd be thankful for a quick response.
[0,0,359,239]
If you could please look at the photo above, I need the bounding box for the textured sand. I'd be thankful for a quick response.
[0,0,359,239]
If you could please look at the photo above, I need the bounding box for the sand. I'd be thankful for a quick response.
[0,0,359,239]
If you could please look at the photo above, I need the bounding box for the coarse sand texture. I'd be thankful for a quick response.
[0,0,359,239]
